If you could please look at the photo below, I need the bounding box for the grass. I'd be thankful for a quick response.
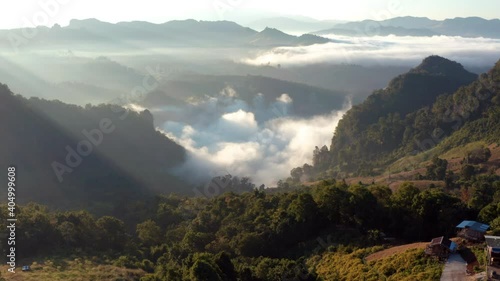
[439,141,488,160]
[310,246,443,281]
[0,257,145,281]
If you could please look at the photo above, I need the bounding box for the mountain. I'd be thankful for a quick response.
[316,25,437,37]
[315,16,500,38]
[0,19,331,49]
[246,17,345,34]
[248,27,329,46]
[0,84,188,214]
[306,56,481,176]
[0,55,146,105]
[139,74,348,125]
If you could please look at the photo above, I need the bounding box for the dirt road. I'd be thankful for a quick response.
[440,253,467,281]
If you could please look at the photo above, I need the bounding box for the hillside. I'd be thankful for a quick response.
[0,83,188,215]
[308,56,479,177]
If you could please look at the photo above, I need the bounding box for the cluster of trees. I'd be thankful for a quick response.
[3,174,499,280]
[425,156,449,181]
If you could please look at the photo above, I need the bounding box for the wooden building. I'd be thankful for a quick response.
[486,236,500,266]
[425,236,457,259]
[485,236,500,280]
[456,220,489,242]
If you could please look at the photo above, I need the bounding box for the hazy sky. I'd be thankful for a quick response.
[0,0,499,29]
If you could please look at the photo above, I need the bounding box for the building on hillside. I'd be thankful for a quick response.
[456,220,489,242]
[486,236,500,266]
[425,236,457,259]
[486,236,500,280]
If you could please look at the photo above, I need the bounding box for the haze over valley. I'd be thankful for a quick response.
[1,1,500,280]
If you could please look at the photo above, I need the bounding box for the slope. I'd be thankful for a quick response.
[319,56,478,176]
[0,83,188,215]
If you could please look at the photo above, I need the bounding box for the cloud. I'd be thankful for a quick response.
[160,90,351,186]
[124,103,147,112]
[276,93,293,103]
[241,35,500,68]
[221,110,258,128]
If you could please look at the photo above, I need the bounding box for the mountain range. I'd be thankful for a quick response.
[2,16,500,52]
[315,16,500,38]
[0,18,331,50]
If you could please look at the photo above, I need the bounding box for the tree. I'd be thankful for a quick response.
[215,252,237,281]
[136,220,162,246]
[368,185,392,207]
[461,164,476,180]
[190,260,223,281]
[313,184,350,224]
[288,193,318,223]
[426,156,448,180]
[392,182,420,209]
[290,167,304,182]
[465,147,492,164]
[96,216,127,252]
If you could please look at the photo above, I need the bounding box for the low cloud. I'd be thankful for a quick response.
[155,87,350,186]
[242,35,500,68]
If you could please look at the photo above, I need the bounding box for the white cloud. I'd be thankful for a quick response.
[161,94,351,186]
[124,103,147,112]
[276,93,293,104]
[221,110,258,128]
[241,35,500,68]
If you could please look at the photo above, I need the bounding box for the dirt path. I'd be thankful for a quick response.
[440,253,467,281]
[365,242,428,262]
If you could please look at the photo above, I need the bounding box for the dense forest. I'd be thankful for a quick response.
[0,83,188,215]
[299,56,500,179]
[1,171,499,280]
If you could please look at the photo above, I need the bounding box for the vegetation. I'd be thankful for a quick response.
[312,247,443,281]
[0,83,188,215]
[1,170,498,280]
[300,56,500,179]
[0,258,145,281]
[0,55,498,280]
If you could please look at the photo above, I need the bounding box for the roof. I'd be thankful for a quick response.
[456,220,489,233]
[485,236,500,248]
[429,236,457,251]
[429,236,446,246]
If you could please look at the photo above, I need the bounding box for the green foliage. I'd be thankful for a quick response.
[426,156,448,180]
[300,56,500,181]
[96,216,127,252]
[3,175,499,280]
[137,220,163,247]
[313,247,442,281]
[190,260,223,281]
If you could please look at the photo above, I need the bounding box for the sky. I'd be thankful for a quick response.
[0,0,499,29]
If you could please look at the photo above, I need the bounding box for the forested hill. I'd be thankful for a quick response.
[0,83,188,215]
[308,56,500,178]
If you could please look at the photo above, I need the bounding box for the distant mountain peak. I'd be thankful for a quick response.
[260,27,286,34]
[69,18,108,27]
[411,55,470,77]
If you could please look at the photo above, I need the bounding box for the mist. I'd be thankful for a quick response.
[138,87,351,186]
[242,35,500,69]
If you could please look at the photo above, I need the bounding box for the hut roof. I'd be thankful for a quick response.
[429,236,457,251]
[456,220,489,233]
[485,235,500,248]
